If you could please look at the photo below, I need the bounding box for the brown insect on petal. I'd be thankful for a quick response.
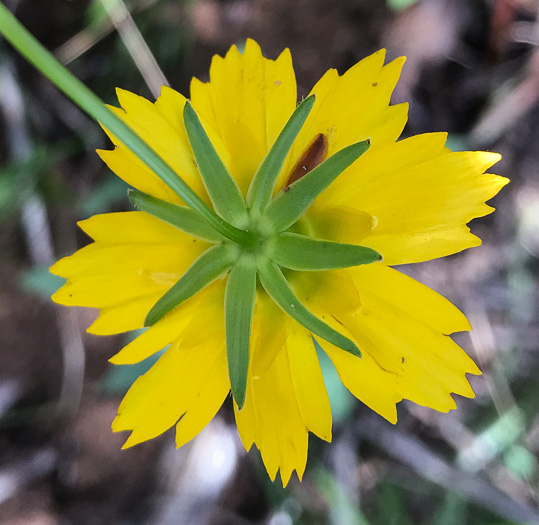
[285,133,328,190]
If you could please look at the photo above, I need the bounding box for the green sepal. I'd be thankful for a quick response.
[183,102,247,225]
[262,140,370,233]
[129,190,224,243]
[272,232,382,271]
[145,243,238,326]
[257,260,361,358]
[246,95,315,215]
[225,257,257,410]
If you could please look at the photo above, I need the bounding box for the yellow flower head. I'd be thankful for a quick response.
[50,39,507,486]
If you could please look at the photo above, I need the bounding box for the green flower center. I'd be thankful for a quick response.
[239,226,271,255]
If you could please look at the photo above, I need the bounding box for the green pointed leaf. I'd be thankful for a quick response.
[145,244,238,326]
[262,140,370,233]
[184,102,247,225]
[272,232,382,271]
[257,260,361,358]
[246,95,315,214]
[129,190,224,242]
[225,257,257,409]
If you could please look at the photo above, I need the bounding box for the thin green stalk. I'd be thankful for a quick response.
[0,3,250,244]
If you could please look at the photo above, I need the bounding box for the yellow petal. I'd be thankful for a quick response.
[235,349,308,486]
[309,52,406,155]
[319,133,507,264]
[114,338,225,447]
[322,339,400,423]
[52,271,166,308]
[51,244,203,307]
[175,347,230,448]
[177,280,226,348]
[306,206,375,245]
[251,289,289,376]
[322,131,448,207]
[110,279,226,363]
[78,211,200,245]
[109,308,190,365]
[88,294,160,334]
[286,327,332,441]
[343,309,476,411]
[348,263,471,334]
[50,212,209,336]
[154,85,189,135]
[338,263,480,412]
[97,147,181,205]
[51,243,195,279]
[190,39,297,195]
[292,269,361,315]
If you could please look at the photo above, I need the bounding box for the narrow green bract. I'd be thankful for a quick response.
[145,244,239,326]
[183,102,248,226]
[273,232,382,271]
[129,190,224,242]
[257,260,362,358]
[225,258,257,409]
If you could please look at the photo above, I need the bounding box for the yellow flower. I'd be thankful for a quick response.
[50,39,507,486]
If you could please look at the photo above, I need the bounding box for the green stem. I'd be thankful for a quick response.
[0,3,251,245]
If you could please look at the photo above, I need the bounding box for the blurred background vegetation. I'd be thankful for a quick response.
[0,0,538,523]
